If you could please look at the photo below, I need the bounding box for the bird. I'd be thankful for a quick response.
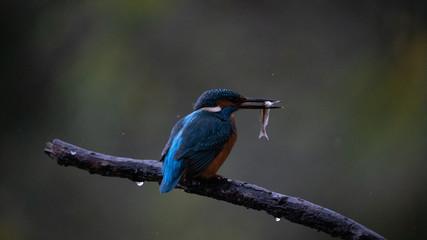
[159,89,280,193]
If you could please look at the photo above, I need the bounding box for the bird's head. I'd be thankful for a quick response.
[193,89,281,111]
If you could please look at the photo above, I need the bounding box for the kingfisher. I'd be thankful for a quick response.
[159,89,280,193]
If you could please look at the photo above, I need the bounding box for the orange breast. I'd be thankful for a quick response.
[197,116,237,179]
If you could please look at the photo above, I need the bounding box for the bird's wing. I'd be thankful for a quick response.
[174,112,234,176]
[160,118,185,161]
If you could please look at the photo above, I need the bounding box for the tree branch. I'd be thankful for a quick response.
[44,139,386,240]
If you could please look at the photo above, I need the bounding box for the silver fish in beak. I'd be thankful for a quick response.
[259,101,275,140]
[239,98,281,139]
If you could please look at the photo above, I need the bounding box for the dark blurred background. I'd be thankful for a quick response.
[1,1,426,239]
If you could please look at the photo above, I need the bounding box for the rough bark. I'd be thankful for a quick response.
[44,139,386,240]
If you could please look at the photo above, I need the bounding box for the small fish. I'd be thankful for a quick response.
[259,101,274,140]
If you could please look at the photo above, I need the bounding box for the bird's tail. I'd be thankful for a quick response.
[159,155,186,193]
[159,174,182,193]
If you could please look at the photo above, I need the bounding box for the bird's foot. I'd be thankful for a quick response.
[213,174,224,179]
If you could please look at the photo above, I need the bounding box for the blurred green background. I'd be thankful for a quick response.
[1,1,426,239]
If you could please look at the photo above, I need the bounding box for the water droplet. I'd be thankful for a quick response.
[177,115,181,118]
[135,182,144,186]
[275,217,281,222]
[122,131,125,136]
[271,73,275,76]
[70,150,76,155]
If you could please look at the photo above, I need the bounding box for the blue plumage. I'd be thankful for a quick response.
[193,89,241,110]
[159,106,238,193]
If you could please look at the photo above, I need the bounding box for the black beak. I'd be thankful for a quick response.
[239,97,282,109]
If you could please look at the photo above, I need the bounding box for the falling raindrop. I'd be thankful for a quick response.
[70,150,76,155]
[275,217,281,222]
[135,182,144,186]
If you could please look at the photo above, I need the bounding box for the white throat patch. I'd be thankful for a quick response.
[200,106,222,112]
